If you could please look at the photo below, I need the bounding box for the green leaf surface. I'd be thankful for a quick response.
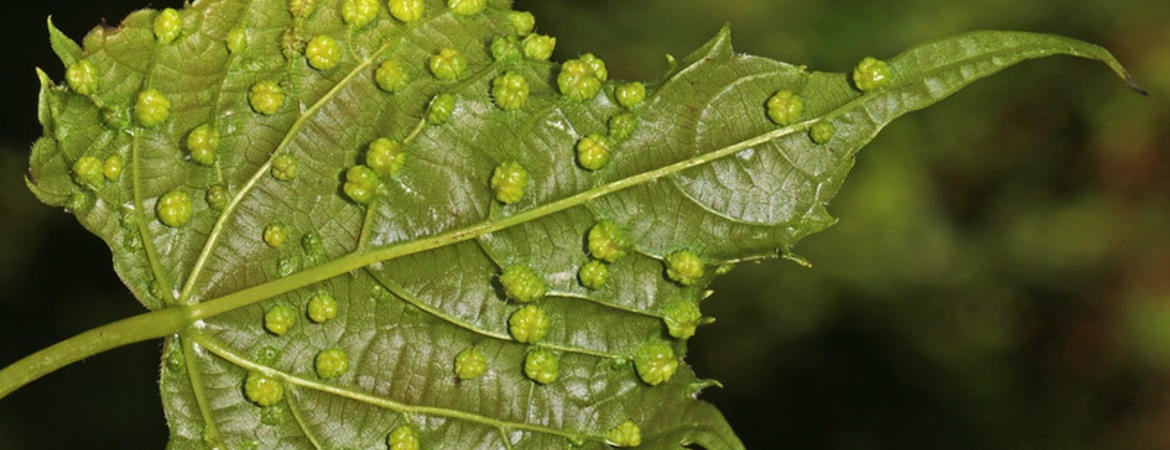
[22,0,1138,448]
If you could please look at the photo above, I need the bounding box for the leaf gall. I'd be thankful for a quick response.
[65,60,97,96]
[508,305,549,344]
[244,372,284,406]
[490,161,528,204]
[156,190,193,228]
[634,341,678,386]
[307,292,338,323]
[524,349,560,385]
[853,56,892,91]
[491,71,529,111]
[153,8,182,44]
[576,134,611,171]
[186,124,220,166]
[249,81,285,115]
[314,348,350,379]
[389,0,424,23]
[766,90,803,126]
[664,249,704,286]
[264,304,296,335]
[305,35,341,71]
[135,88,171,127]
[453,347,488,380]
[500,264,547,303]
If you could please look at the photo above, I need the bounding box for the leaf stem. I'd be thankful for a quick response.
[0,306,190,399]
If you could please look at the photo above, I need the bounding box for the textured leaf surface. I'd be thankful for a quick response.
[26,0,1137,448]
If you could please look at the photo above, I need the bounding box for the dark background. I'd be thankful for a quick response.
[1,0,1168,448]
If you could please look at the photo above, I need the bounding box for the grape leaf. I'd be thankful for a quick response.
[23,0,1139,448]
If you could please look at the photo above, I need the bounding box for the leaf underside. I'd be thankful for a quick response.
[27,0,1136,448]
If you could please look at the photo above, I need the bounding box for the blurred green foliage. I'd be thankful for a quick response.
[1,0,1167,448]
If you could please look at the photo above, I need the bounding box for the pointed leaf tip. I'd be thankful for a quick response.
[46,16,83,65]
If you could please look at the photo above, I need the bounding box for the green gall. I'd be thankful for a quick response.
[453,347,488,380]
[387,426,420,450]
[341,0,379,28]
[524,349,560,385]
[256,346,281,365]
[244,371,284,406]
[206,184,229,211]
[587,220,630,263]
[343,165,381,204]
[579,53,608,81]
[634,341,678,386]
[249,81,285,115]
[226,28,246,54]
[490,161,528,204]
[156,190,193,228]
[271,155,298,181]
[608,113,638,142]
[521,34,556,61]
[153,8,182,44]
[263,223,288,248]
[301,232,325,260]
[662,299,702,339]
[509,11,535,35]
[500,264,547,303]
[135,88,171,127]
[557,59,602,102]
[425,93,456,125]
[810,120,836,144]
[766,90,803,126]
[264,304,296,335]
[314,348,350,379]
[186,123,220,166]
[72,156,104,187]
[260,405,285,426]
[615,82,646,109]
[664,249,704,286]
[853,56,892,92]
[576,134,611,171]
[375,59,409,93]
[305,35,341,71]
[288,0,316,18]
[103,156,123,181]
[490,37,521,62]
[366,138,406,177]
[578,260,609,290]
[65,60,98,96]
[280,28,306,59]
[508,305,549,344]
[605,421,642,448]
[491,71,529,111]
[307,292,338,323]
[428,48,466,81]
[389,0,424,23]
[277,254,300,277]
[447,0,485,16]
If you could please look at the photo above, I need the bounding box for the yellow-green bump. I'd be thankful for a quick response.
[634,341,678,386]
[156,190,192,228]
[135,88,171,127]
[605,420,642,448]
[853,56,892,92]
[490,161,528,204]
[389,0,424,23]
[249,80,285,115]
[387,425,419,450]
[524,349,560,385]
[264,304,296,335]
[315,348,350,379]
[508,305,549,344]
[244,371,284,406]
[307,292,338,323]
[65,60,98,95]
[453,347,488,380]
[766,90,803,126]
[153,8,182,44]
[499,264,547,303]
[664,249,704,286]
